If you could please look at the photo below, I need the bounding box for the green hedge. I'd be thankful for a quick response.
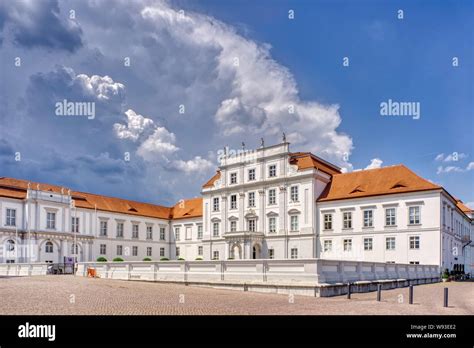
[143,257,152,261]
[195,257,203,261]
[160,257,169,261]
[96,257,107,262]
[178,257,185,261]
[113,257,124,262]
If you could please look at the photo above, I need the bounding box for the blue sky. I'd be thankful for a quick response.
[0,0,473,206]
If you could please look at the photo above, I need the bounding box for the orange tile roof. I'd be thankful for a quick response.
[202,171,221,188]
[171,197,203,220]
[456,200,473,213]
[289,152,341,175]
[317,165,441,202]
[0,177,203,220]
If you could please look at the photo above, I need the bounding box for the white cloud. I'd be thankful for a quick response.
[435,152,468,162]
[136,127,179,161]
[365,158,383,170]
[466,202,474,209]
[171,156,214,174]
[75,73,125,101]
[141,3,353,169]
[467,162,474,171]
[114,109,155,141]
[437,161,474,174]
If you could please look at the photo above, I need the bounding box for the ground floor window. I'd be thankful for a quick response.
[268,248,274,259]
[160,247,165,257]
[323,240,332,252]
[99,244,106,255]
[409,236,420,250]
[132,246,138,256]
[386,237,396,250]
[147,247,152,257]
[343,239,352,252]
[213,251,219,260]
[198,246,203,256]
[117,245,123,256]
[176,247,180,257]
[409,261,420,265]
[290,248,298,259]
[364,238,373,251]
[45,241,53,253]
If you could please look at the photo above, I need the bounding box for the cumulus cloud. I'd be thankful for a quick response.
[437,161,474,174]
[365,158,383,170]
[170,156,214,174]
[136,127,179,160]
[114,109,155,141]
[140,3,353,169]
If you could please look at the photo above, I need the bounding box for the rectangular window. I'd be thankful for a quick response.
[268,164,277,178]
[100,244,106,255]
[230,220,237,232]
[132,246,138,256]
[386,237,396,250]
[185,226,192,240]
[409,236,420,250]
[409,206,420,225]
[268,249,274,259]
[198,246,203,256]
[160,247,165,257]
[248,219,256,232]
[230,194,237,209]
[323,240,332,252]
[47,212,56,229]
[117,245,123,256]
[213,197,220,212]
[116,223,124,238]
[176,247,180,257]
[248,168,256,181]
[175,227,180,241]
[268,189,276,205]
[160,227,166,241]
[290,186,299,202]
[364,238,373,251]
[146,226,153,240]
[324,214,333,230]
[197,225,203,239]
[363,210,373,227]
[71,217,79,233]
[343,212,352,229]
[6,208,16,226]
[213,223,219,237]
[343,239,352,252]
[385,208,396,226]
[147,247,152,257]
[213,251,219,260]
[290,248,298,259]
[409,261,420,265]
[230,172,237,184]
[100,221,107,236]
[268,217,276,233]
[132,224,139,239]
[290,215,299,231]
[248,192,255,207]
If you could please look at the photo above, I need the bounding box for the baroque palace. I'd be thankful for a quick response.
[0,141,473,274]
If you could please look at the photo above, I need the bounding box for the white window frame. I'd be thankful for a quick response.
[268,189,276,205]
[290,248,298,259]
[268,164,277,178]
[409,236,420,250]
[290,215,299,231]
[132,224,139,239]
[323,240,332,252]
[198,246,203,256]
[248,219,256,232]
[363,210,373,228]
[146,226,153,240]
[213,197,220,212]
[116,223,124,238]
[386,237,396,250]
[364,238,373,251]
[100,221,107,236]
[147,247,152,257]
[197,225,203,239]
[71,217,79,233]
[343,212,352,229]
[230,194,237,210]
[117,245,123,256]
[213,222,219,237]
[132,246,138,256]
[268,217,276,233]
[46,212,56,230]
[268,249,275,259]
[160,227,166,241]
[100,244,106,255]
[385,208,396,226]
[343,239,352,252]
[175,227,180,241]
[409,206,421,225]
[290,186,299,202]
[230,172,237,184]
[45,241,53,253]
[323,214,333,230]
[230,220,237,232]
[248,168,256,181]
[6,208,16,226]
[248,192,255,207]
[160,247,165,257]
[213,251,219,260]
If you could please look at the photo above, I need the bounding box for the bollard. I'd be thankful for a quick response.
[377,284,382,301]
[409,285,413,305]
[444,287,448,308]
[347,283,351,299]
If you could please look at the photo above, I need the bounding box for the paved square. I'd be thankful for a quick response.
[0,276,472,315]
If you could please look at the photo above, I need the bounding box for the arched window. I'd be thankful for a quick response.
[71,243,78,255]
[6,239,15,251]
[45,241,53,253]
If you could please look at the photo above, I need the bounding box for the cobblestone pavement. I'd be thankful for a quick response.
[0,276,472,315]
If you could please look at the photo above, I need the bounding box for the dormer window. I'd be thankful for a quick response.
[230,172,237,184]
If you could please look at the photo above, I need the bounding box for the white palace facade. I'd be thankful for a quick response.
[1,141,473,274]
